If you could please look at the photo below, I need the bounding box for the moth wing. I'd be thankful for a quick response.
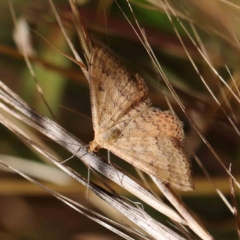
[89,47,148,133]
[106,107,194,191]
[110,136,193,191]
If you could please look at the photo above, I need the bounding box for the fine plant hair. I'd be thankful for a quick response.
[1,0,240,239]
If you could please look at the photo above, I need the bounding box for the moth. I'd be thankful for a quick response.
[88,47,194,191]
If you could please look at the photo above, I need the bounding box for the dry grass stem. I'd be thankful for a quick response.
[1,80,190,238]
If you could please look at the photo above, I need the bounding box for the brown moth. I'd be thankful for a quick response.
[88,47,194,191]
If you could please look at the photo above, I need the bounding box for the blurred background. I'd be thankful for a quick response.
[0,0,240,239]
